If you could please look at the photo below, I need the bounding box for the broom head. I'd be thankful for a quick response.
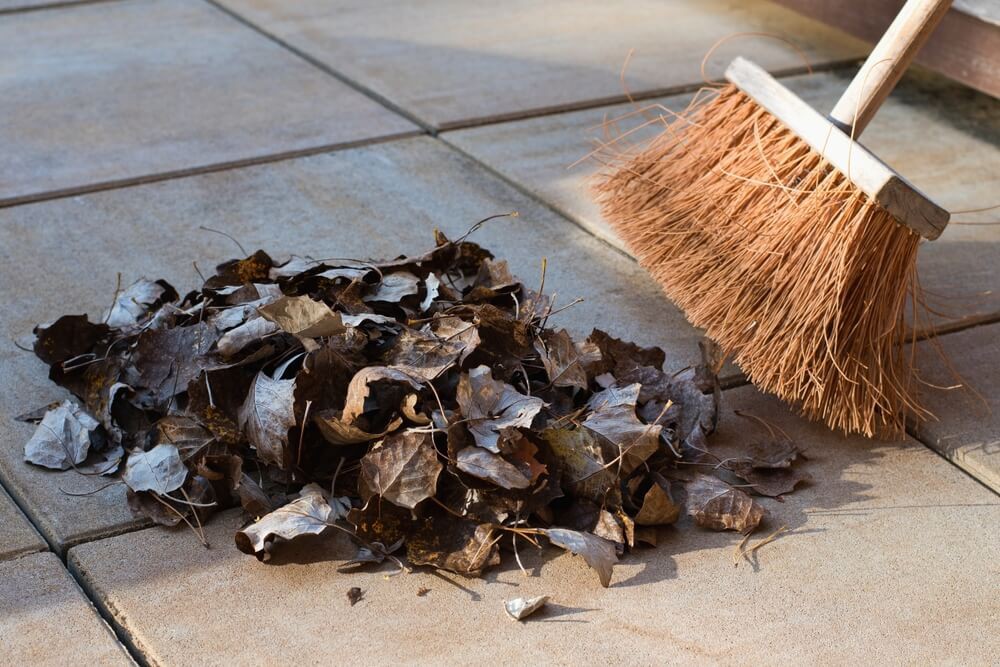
[594,58,949,437]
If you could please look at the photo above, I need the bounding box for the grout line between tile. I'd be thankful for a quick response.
[201,0,436,133]
[64,553,149,667]
[434,59,862,132]
[905,423,1000,497]
[0,130,423,212]
[0,0,117,16]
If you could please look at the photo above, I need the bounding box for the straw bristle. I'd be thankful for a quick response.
[594,85,928,437]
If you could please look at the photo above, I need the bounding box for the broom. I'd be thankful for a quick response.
[595,0,953,437]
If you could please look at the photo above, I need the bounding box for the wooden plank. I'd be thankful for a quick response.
[725,57,949,238]
[774,0,1000,98]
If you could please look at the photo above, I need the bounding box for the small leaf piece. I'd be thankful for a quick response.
[504,595,549,621]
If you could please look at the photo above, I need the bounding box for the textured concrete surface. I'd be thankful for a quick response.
[0,136,711,551]
[216,0,864,129]
[0,486,45,561]
[69,385,1000,665]
[914,323,1000,493]
[0,551,131,665]
[0,0,416,205]
[446,68,1000,327]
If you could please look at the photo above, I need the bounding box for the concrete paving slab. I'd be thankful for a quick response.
[0,135,710,552]
[0,551,131,665]
[446,68,1000,326]
[0,485,46,561]
[68,385,1000,665]
[0,0,416,206]
[914,323,1000,493]
[215,0,864,129]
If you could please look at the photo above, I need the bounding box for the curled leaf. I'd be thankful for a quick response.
[23,400,100,470]
[103,278,177,329]
[235,484,344,561]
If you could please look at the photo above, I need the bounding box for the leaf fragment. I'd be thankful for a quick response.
[504,595,549,621]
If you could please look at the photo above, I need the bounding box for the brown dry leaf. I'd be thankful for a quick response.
[730,463,811,497]
[543,528,617,587]
[122,444,187,494]
[238,370,296,468]
[456,447,531,490]
[365,271,421,303]
[584,329,665,377]
[582,384,660,475]
[341,367,422,424]
[406,514,500,577]
[386,328,466,381]
[103,278,178,329]
[542,427,619,507]
[634,475,680,526]
[235,484,346,561]
[685,474,765,533]
[359,431,443,509]
[427,316,480,363]
[507,433,547,483]
[314,411,403,445]
[23,400,100,470]
[216,316,279,357]
[534,328,589,390]
[456,366,544,452]
[133,321,219,409]
[743,439,803,468]
[258,295,345,339]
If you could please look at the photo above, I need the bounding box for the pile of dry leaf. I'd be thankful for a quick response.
[22,228,810,587]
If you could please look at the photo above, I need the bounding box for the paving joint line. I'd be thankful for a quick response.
[202,0,435,134]
[0,130,423,211]
[0,473,148,664]
[66,554,151,667]
[435,58,863,132]
[0,0,117,16]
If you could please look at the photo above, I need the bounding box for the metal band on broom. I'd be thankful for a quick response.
[594,0,953,438]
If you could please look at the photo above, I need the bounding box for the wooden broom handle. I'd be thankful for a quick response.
[829,0,952,137]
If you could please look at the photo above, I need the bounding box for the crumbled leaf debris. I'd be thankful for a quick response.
[505,595,549,621]
[23,230,812,588]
